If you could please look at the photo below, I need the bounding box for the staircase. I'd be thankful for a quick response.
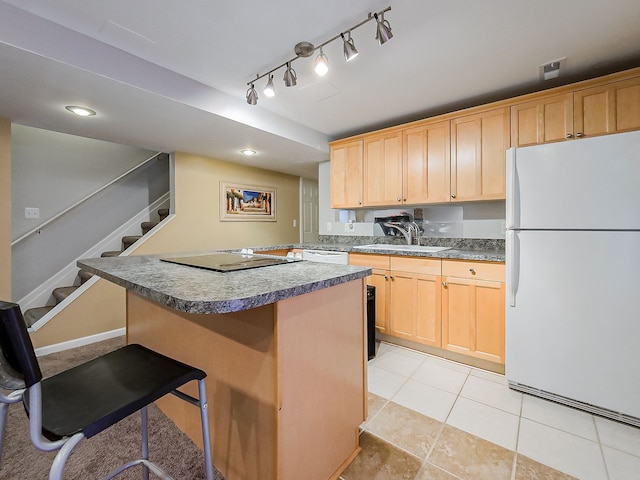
[23,208,169,328]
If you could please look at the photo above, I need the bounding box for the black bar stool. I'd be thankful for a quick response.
[0,300,214,480]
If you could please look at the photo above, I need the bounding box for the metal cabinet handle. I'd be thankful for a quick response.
[469,268,476,275]
[397,196,402,202]
[451,193,456,199]
[390,275,395,281]
[442,281,447,287]
[384,275,388,280]
[566,133,573,138]
[576,132,584,138]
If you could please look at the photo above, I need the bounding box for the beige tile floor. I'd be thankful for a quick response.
[340,341,640,480]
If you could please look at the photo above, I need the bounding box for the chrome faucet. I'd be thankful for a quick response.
[383,221,421,245]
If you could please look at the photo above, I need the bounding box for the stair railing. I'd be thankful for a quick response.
[11,152,164,247]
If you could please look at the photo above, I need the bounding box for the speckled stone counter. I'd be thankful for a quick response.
[77,252,371,314]
[245,241,505,262]
[77,251,370,480]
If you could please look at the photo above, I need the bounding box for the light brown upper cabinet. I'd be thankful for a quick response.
[364,120,451,207]
[402,120,451,204]
[363,130,403,206]
[574,76,640,137]
[450,107,510,202]
[511,76,640,147]
[330,139,363,208]
[511,93,573,147]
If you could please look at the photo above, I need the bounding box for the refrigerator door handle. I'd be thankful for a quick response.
[506,148,516,229]
[507,230,518,307]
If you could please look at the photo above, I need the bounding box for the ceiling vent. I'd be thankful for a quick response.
[539,57,566,81]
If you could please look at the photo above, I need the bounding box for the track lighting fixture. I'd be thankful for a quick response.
[245,6,392,105]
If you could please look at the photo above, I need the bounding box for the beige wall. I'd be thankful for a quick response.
[136,151,300,254]
[32,151,301,347]
[0,117,10,300]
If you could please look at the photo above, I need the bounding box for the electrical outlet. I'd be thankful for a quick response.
[25,207,40,219]
[292,219,297,228]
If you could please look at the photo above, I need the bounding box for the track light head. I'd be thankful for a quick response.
[314,47,329,76]
[264,74,275,97]
[246,83,258,105]
[341,32,359,62]
[283,62,297,87]
[374,12,393,45]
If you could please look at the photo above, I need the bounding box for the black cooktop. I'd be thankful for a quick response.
[160,253,300,272]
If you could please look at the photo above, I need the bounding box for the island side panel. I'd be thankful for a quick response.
[275,279,367,480]
[126,292,278,480]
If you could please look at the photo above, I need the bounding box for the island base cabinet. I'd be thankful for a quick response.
[126,280,366,480]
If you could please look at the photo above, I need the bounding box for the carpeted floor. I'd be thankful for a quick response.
[0,336,226,479]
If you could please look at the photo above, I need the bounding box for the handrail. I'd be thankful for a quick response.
[11,152,164,246]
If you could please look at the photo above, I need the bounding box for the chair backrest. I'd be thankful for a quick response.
[0,301,42,388]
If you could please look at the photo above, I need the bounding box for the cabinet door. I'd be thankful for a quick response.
[403,120,450,204]
[388,272,441,347]
[368,269,389,334]
[414,273,442,347]
[441,277,505,364]
[574,77,640,138]
[450,107,510,202]
[511,93,573,146]
[330,140,363,208]
[364,131,403,206]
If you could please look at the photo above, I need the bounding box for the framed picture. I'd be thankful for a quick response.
[220,182,276,221]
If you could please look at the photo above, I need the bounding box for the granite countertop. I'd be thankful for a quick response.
[77,253,371,315]
[250,243,506,262]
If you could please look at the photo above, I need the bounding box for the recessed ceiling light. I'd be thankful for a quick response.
[65,105,97,117]
[240,149,256,156]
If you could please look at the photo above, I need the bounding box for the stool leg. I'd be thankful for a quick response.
[49,433,84,480]
[0,389,24,469]
[141,406,149,480]
[198,379,214,480]
[0,401,8,468]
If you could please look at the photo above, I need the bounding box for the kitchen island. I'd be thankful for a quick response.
[78,252,372,480]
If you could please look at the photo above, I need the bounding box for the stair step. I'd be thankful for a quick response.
[122,235,141,250]
[141,221,158,235]
[158,208,169,221]
[53,286,79,304]
[23,306,54,327]
[101,251,122,258]
[78,269,94,284]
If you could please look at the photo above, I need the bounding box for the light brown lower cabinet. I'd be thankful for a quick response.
[351,253,506,365]
[387,257,441,348]
[441,260,505,364]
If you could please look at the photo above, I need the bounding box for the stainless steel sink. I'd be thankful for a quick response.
[352,244,452,253]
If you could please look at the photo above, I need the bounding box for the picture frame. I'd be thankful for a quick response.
[220,182,276,221]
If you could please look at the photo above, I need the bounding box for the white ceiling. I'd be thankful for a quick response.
[1,0,639,179]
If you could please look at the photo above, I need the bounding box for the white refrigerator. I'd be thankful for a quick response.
[505,130,640,425]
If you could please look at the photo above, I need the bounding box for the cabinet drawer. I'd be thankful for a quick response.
[390,256,441,275]
[349,253,390,270]
[442,260,505,281]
